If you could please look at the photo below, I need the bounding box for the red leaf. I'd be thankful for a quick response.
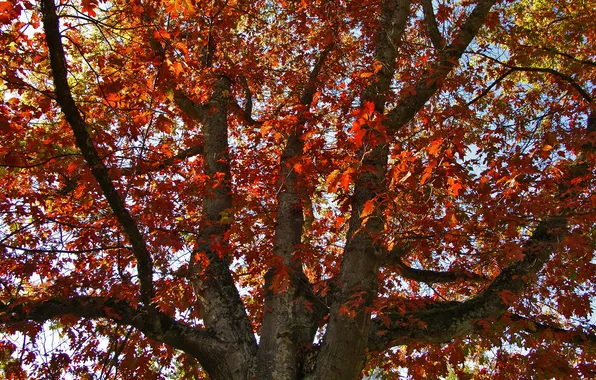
[81,0,98,17]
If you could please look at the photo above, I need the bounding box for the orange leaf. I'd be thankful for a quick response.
[102,92,121,107]
[339,174,350,191]
[156,114,173,134]
[170,61,184,76]
[363,101,375,115]
[447,177,463,196]
[154,30,171,40]
[373,60,383,74]
[420,165,434,185]
[428,138,444,155]
[360,200,375,219]
[312,91,321,105]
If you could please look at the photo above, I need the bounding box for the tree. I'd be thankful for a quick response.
[0,0,595,378]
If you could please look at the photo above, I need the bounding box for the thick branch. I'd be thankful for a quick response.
[0,297,229,376]
[387,0,497,132]
[311,1,412,379]
[368,217,567,351]
[174,91,211,122]
[183,76,258,379]
[362,0,412,110]
[142,13,259,376]
[259,43,334,379]
[300,43,334,105]
[369,109,593,352]
[40,0,154,306]
[421,0,445,50]
[314,0,496,376]
[238,75,256,123]
[390,258,489,284]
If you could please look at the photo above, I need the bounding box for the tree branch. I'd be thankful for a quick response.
[0,297,228,375]
[522,45,596,67]
[0,243,131,255]
[467,68,516,106]
[148,144,203,172]
[174,91,211,122]
[467,54,593,104]
[314,0,496,376]
[140,10,259,375]
[389,257,489,284]
[508,65,593,103]
[40,0,154,306]
[387,0,497,132]
[368,216,567,351]
[259,43,334,379]
[504,313,596,346]
[368,107,593,352]
[124,144,204,175]
[238,74,256,123]
[182,75,259,378]
[311,1,412,379]
[300,43,334,106]
[421,0,445,50]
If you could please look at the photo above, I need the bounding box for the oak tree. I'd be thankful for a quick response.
[1,0,595,378]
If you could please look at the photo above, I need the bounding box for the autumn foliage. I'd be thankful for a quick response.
[1,0,595,378]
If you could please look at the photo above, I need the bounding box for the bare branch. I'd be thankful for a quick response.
[40,0,154,306]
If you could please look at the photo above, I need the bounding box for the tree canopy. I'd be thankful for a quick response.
[1,0,595,378]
